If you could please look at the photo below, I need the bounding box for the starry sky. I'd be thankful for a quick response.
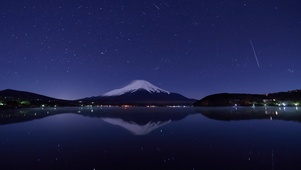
[0,0,300,100]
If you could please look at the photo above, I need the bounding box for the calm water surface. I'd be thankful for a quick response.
[0,107,301,170]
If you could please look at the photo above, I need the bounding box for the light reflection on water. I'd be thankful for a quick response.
[0,107,301,170]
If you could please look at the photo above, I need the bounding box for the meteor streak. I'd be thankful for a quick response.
[153,3,160,10]
[250,39,260,68]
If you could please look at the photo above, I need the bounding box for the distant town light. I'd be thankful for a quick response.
[122,105,131,108]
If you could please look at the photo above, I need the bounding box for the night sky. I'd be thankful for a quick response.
[1,0,300,100]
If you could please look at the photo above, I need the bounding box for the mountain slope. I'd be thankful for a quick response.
[0,89,76,108]
[82,80,196,106]
[0,89,56,101]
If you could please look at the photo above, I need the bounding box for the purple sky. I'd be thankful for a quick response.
[0,0,300,100]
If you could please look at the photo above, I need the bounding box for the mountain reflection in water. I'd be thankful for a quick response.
[1,107,301,170]
[102,118,171,135]
[1,106,301,127]
[0,107,192,135]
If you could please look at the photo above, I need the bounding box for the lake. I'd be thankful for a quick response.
[1,106,301,170]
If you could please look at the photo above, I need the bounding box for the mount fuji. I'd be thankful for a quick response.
[82,80,196,106]
[103,80,170,96]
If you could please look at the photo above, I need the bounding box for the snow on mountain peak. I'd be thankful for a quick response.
[103,80,170,96]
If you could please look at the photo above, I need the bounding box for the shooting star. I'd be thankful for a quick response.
[162,1,170,8]
[153,3,160,10]
[250,39,260,68]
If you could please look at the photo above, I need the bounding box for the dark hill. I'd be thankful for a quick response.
[0,89,56,100]
[194,90,301,107]
[0,89,76,108]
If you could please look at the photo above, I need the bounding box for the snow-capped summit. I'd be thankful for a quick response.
[81,80,196,105]
[103,80,170,96]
